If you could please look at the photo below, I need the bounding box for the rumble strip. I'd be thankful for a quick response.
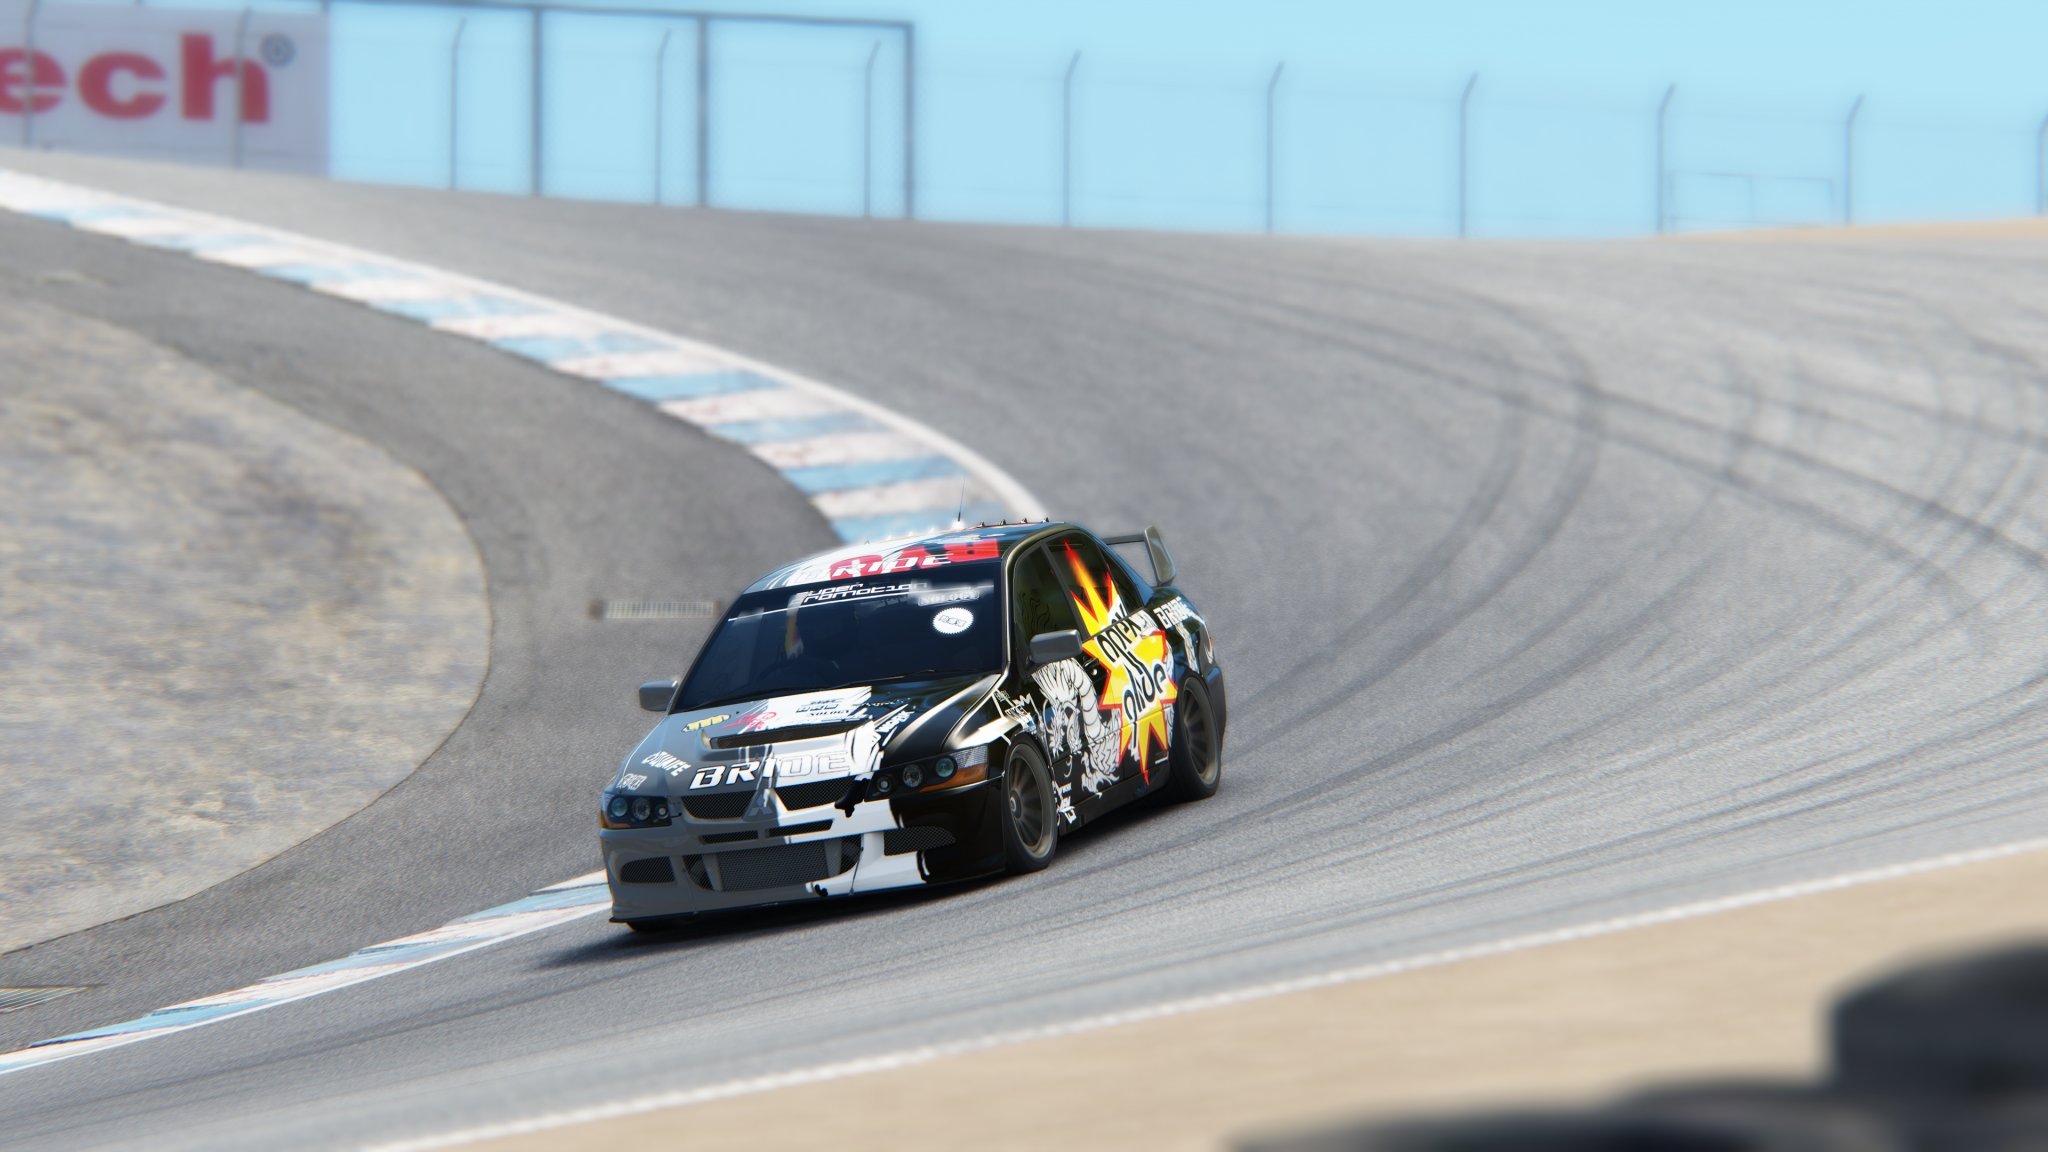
[0,169,1044,543]
[0,873,610,1078]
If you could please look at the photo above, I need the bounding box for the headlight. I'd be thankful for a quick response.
[865,745,989,800]
[600,790,671,829]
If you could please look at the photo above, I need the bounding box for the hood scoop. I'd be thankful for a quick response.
[705,718,871,749]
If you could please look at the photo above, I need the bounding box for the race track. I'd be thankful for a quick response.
[5,153,2048,1150]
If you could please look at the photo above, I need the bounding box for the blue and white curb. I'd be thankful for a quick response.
[0,169,1046,543]
[0,873,611,1077]
[0,168,1047,1079]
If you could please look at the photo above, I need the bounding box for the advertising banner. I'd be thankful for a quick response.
[0,4,327,174]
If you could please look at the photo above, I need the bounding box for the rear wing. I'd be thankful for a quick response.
[1101,526,1177,586]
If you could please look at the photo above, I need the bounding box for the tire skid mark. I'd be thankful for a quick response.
[0,170,1043,546]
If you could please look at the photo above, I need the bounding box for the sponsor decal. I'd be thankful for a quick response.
[1155,597,1200,630]
[685,750,858,789]
[915,583,987,607]
[689,762,756,790]
[785,687,872,722]
[682,713,729,732]
[1062,544,1178,781]
[619,773,648,790]
[932,607,974,635]
[824,538,999,581]
[870,705,915,740]
[0,6,328,174]
[642,750,692,777]
[792,581,919,606]
[1155,596,1204,674]
[990,687,1038,735]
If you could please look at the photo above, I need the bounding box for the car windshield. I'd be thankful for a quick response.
[675,565,1004,710]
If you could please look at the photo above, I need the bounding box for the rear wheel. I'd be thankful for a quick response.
[1162,677,1222,803]
[1001,742,1059,873]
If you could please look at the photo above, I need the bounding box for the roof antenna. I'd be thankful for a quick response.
[952,480,968,529]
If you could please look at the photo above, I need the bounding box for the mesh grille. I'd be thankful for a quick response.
[619,857,676,884]
[716,842,836,892]
[682,791,752,820]
[775,779,851,810]
[883,826,956,855]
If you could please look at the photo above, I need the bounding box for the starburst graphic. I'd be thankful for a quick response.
[1061,544,1178,779]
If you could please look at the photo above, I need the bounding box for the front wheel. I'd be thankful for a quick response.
[1001,742,1060,873]
[1161,676,1222,803]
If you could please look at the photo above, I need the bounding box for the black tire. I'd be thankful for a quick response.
[1000,741,1059,873]
[1162,676,1222,803]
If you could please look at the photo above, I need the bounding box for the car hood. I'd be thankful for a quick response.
[611,673,1000,799]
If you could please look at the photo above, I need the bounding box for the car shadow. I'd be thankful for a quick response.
[535,881,965,968]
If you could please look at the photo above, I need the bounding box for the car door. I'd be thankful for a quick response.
[1007,542,1102,825]
[1046,533,1180,797]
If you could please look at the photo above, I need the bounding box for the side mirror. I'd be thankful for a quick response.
[1029,629,1085,667]
[638,678,679,713]
[1143,525,1177,586]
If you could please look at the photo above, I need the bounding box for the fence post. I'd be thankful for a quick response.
[902,24,916,219]
[1842,93,1864,225]
[448,18,466,191]
[862,41,880,218]
[1062,51,1080,227]
[1458,72,1478,238]
[530,9,545,196]
[20,0,42,147]
[231,7,252,168]
[653,28,671,204]
[1655,83,1675,234]
[1265,62,1284,234]
[2036,112,2047,215]
[695,16,709,207]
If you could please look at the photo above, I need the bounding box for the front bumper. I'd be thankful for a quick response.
[602,778,1000,921]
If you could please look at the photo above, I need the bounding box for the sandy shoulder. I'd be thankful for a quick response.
[0,288,489,954]
[467,843,2048,1151]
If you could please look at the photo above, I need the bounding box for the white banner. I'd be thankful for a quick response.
[0,4,326,174]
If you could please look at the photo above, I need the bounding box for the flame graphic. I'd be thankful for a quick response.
[1061,544,1178,778]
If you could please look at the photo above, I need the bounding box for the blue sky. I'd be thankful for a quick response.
[210,0,2048,233]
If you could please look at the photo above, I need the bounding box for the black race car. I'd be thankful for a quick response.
[599,521,1226,929]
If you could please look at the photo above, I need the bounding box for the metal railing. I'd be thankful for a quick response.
[18,4,2048,236]
[73,0,916,215]
[347,0,915,214]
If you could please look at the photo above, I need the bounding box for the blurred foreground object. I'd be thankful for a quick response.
[1244,943,2048,1151]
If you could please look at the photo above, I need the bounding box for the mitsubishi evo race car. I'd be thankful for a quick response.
[600,522,1226,930]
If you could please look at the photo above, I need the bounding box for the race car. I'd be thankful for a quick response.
[599,521,1226,930]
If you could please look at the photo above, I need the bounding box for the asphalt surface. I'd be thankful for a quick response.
[5,152,2048,1150]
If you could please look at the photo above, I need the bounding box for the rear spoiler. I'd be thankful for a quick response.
[1100,526,1177,586]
